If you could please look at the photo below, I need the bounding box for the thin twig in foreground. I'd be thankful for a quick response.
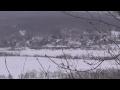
[5,57,12,79]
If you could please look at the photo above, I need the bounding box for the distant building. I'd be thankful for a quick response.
[111,30,120,37]
[19,30,26,36]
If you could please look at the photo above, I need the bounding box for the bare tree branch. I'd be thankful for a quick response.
[61,11,120,28]
[5,57,12,79]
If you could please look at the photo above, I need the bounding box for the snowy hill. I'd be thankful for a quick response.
[0,11,120,49]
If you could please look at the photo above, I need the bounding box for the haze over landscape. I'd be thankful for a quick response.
[0,11,119,38]
[0,11,120,79]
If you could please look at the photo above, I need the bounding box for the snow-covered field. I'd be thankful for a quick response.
[0,56,119,78]
[0,48,120,78]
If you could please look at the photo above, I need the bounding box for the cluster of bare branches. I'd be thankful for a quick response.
[54,11,120,78]
[33,11,120,79]
[3,11,120,79]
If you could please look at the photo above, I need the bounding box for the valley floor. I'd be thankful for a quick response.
[0,56,119,79]
[0,48,120,78]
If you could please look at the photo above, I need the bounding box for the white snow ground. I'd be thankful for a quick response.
[0,48,120,78]
[0,56,119,79]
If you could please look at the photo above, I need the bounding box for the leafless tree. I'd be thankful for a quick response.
[19,11,120,79]
[3,11,120,79]
[45,11,120,79]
